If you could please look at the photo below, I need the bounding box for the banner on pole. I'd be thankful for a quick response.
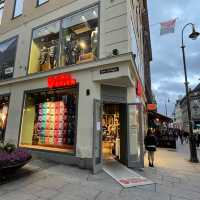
[160,19,176,35]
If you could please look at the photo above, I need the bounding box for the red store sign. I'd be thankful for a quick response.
[136,81,143,97]
[48,73,77,88]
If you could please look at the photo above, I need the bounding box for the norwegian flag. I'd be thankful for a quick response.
[160,19,176,35]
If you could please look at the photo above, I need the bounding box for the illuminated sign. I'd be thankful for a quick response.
[147,104,157,111]
[48,73,77,88]
[136,81,142,97]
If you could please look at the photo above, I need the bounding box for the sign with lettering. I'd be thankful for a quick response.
[4,67,14,75]
[48,73,77,88]
[100,67,119,74]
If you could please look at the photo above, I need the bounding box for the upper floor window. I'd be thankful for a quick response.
[28,6,99,74]
[37,0,48,6]
[61,6,98,66]
[13,0,24,18]
[0,1,4,24]
[0,37,18,80]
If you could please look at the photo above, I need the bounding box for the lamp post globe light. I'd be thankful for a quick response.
[181,23,199,163]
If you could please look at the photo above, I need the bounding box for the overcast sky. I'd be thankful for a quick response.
[148,0,200,117]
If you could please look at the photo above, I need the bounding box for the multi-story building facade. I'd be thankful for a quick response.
[174,100,183,130]
[175,83,200,132]
[0,0,151,172]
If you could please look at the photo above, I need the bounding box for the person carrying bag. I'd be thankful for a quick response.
[144,129,157,167]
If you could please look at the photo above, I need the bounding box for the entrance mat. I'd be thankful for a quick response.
[103,160,154,188]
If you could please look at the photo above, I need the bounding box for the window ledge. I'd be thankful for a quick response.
[12,14,23,20]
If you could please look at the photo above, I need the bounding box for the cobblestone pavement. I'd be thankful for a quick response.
[0,143,200,200]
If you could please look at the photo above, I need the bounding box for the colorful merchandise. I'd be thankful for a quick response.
[33,94,76,147]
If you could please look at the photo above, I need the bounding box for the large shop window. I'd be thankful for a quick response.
[20,88,77,153]
[0,95,9,142]
[28,6,98,74]
[61,6,98,66]
[29,21,60,74]
[0,37,17,80]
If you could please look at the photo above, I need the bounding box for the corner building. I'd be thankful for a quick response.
[0,0,152,172]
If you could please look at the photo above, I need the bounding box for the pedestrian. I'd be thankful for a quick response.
[179,130,184,144]
[183,131,189,143]
[144,129,157,167]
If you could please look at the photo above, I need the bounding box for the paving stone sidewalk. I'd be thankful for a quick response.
[0,143,200,200]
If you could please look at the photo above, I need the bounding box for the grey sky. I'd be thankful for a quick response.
[148,0,200,117]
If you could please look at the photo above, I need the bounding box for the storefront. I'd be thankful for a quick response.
[0,4,146,173]
[0,95,10,142]
[92,83,145,173]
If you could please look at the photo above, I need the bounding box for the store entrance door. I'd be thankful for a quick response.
[102,103,127,165]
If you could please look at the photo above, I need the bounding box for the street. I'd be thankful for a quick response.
[0,142,200,200]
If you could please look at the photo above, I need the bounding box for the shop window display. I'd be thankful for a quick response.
[102,104,120,160]
[28,6,98,74]
[20,88,77,153]
[61,6,98,66]
[0,95,9,142]
[0,37,17,80]
[29,21,60,74]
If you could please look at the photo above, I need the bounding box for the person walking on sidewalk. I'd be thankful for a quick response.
[144,129,157,167]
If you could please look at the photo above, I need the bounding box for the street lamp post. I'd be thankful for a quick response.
[181,23,199,163]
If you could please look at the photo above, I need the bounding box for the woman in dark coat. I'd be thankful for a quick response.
[144,129,157,167]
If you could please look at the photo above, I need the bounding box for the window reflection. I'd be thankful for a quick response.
[0,1,4,25]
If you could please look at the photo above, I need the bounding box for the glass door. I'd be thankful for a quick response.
[92,99,103,174]
[127,103,143,168]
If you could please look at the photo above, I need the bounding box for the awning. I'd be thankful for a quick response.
[148,111,173,123]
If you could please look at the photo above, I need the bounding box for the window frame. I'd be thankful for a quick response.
[27,3,100,75]
[0,0,5,24]
[36,0,49,7]
[0,35,19,81]
[19,85,79,155]
[13,0,24,19]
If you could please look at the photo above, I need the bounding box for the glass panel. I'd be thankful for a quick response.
[0,2,4,25]
[38,0,48,5]
[29,21,60,74]
[0,37,17,80]
[61,6,98,66]
[14,0,24,17]
[20,88,77,153]
[128,104,140,160]
[0,95,9,142]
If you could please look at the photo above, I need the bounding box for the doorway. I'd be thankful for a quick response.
[102,103,127,164]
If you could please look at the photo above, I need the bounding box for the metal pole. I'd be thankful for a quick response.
[181,25,199,162]
[165,102,168,117]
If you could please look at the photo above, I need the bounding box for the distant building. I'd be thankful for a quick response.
[174,99,183,130]
[175,83,200,131]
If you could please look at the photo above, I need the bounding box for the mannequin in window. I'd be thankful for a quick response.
[91,27,98,57]
[39,46,49,71]
[64,32,80,65]
[49,40,57,69]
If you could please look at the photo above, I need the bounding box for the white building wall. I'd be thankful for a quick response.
[127,0,145,84]
[100,0,128,58]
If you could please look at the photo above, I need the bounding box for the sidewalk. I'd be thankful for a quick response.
[0,143,200,200]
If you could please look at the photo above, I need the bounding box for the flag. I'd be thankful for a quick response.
[160,19,176,35]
